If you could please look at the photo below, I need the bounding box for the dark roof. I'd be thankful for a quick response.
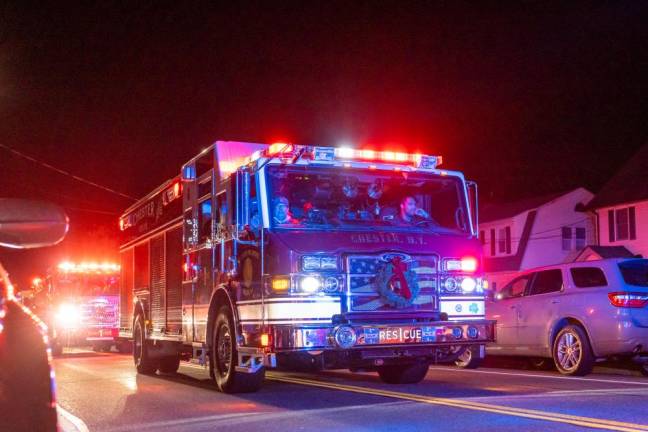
[587,144,648,210]
[574,245,636,261]
[480,191,565,223]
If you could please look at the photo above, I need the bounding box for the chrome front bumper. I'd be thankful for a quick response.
[270,320,495,351]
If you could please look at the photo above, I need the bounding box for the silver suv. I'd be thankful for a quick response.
[486,258,648,376]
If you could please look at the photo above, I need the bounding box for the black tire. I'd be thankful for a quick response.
[377,362,429,384]
[211,306,264,393]
[455,346,483,369]
[133,314,158,374]
[92,344,102,352]
[159,356,181,374]
[100,344,112,353]
[552,325,594,376]
[529,357,555,371]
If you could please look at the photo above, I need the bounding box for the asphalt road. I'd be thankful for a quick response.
[53,349,648,432]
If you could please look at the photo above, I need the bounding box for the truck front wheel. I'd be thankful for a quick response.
[377,362,429,384]
[211,306,264,393]
[133,314,158,375]
[455,345,483,369]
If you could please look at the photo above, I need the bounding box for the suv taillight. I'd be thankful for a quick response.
[608,292,648,308]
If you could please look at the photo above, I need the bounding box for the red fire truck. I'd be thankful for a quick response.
[119,141,495,393]
[42,261,127,355]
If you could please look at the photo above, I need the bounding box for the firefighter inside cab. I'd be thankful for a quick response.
[119,141,495,393]
[36,261,128,355]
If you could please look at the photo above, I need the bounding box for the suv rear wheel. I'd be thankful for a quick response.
[552,325,594,376]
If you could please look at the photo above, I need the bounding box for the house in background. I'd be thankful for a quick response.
[573,245,635,262]
[479,187,595,290]
[586,144,648,258]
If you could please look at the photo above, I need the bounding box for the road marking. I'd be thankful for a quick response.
[102,412,255,431]
[267,372,648,432]
[428,366,648,386]
[102,402,410,431]
[57,405,90,432]
[464,388,648,402]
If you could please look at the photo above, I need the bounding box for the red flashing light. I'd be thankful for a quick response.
[334,148,426,166]
[173,182,181,197]
[267,143,294,156]
[461,257,478,273]
[608,292,648,308]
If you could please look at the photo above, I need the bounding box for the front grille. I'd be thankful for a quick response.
[80,297,118,328]
[346,254,438,312]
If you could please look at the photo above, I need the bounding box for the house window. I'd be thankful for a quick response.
[561,227,571,251]
[498,228,506,253]
[575,227,586,249]
[497,227,511,255]
[609,206,637,242]
[490,229,495,256]
[479,230,485,245]
[616,208,629,240]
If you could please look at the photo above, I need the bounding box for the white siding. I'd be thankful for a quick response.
[521,188,595,269]
[482,188,595,290]
[597,199,648,258]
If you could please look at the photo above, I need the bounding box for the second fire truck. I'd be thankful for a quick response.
[39,261,126,355]
[119,141,495,392]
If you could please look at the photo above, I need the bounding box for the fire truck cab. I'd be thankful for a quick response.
[119,141,495,393]
[43,261,124,355]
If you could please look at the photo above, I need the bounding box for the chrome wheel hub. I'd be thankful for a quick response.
[557,332,582,371]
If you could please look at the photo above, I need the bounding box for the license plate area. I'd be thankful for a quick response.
[359,326,440,345]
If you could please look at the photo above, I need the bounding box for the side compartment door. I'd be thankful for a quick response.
[487,274,531,355]
[165,226,183,334]
[516,269,564,356]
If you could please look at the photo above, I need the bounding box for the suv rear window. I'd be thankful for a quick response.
[619,260,648,287]
[571,267,608,288]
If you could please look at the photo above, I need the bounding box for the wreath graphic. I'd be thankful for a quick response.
[374,257,420,309]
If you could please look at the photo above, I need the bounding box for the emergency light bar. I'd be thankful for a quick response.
[57,261,120,273]
[211,141,443,180]
[261,144,442,169]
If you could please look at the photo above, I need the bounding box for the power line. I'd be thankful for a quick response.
[65,207,120,216]
[0,143,136,201]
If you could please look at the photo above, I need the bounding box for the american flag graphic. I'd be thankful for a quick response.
[347,255,438,312]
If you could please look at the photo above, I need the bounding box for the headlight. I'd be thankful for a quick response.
[444,277,458,292]
[300,276,321,293]
[301,255,338,271]
[461,277,477,293]
[323,276,340,293]
[56,303,82,329]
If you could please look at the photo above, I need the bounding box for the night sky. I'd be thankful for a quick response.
[1,2,647,287]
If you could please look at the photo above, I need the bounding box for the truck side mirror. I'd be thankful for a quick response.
[0,199,68,249]
[466,181,478,236]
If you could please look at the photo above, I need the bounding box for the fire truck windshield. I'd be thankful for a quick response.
[266,165,470,233]
[53,274,119,297]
